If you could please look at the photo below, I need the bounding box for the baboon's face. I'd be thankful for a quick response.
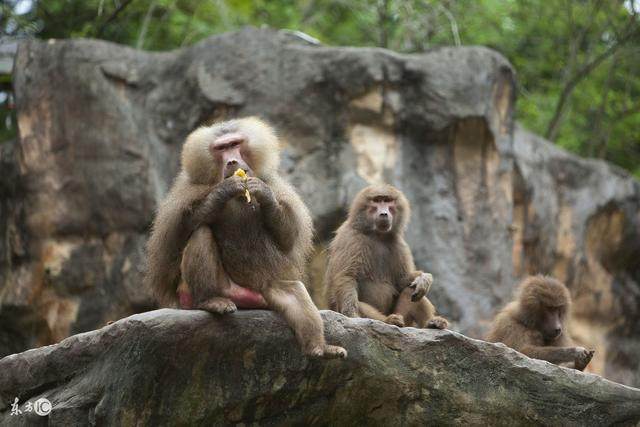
[350,185,409,236]
[539,305,565,340]
[518,276,571,341]
[181,117,280,185]
[209,131,254,180]
[367,195,397,234]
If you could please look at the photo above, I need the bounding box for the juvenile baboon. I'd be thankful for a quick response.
[324,184,448,329]
[145,117,346,359]
[486,275,594,370]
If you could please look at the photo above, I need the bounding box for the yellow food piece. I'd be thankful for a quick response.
[233,168,251,203]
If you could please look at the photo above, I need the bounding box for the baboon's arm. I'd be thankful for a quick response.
[519,345,580,365]
[262,199,300,252]
[332,274,360,318]
[191,176,245,227]
[246,177,306,253]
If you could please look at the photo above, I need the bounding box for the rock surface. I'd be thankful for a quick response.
[1,309,639,426]
[0,28,639,386]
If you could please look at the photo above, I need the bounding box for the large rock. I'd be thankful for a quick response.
[1,309,639,425]
[0,28,515,348]
[0,28,638,386]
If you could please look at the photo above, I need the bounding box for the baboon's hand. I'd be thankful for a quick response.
[573,347,595,371]
[193,176,245,226]
[409,272,433,301]
[246,177,277,206]
[202,176,245,210]
[217,175,246,200]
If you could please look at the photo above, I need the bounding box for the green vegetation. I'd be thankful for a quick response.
[2,0,639,175]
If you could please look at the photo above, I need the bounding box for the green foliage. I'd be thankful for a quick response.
[2,0,639,176]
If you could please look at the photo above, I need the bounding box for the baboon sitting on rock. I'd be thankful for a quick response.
[486,275,594,371]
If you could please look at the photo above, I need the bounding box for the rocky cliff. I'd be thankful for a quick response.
[0,28,639,386]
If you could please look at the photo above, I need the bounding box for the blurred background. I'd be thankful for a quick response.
[1,0,639,175]
[0,0,638,387]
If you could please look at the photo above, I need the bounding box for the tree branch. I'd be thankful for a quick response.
[437,3,461,46]
[589,52,618,157]
[377,0,390,48]
[96,0,135,37]
[544,24,639,140]
[136,1,157,49]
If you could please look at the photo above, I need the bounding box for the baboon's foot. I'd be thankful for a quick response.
[198,297,237,314]
[322,345,347,359]
[384,314,406,327]
[306,344,347,359]
[427,316,449,330]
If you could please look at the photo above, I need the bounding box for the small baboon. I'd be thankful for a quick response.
[145,117,346,359]
[325,184,448,329]
[486,275,594,370]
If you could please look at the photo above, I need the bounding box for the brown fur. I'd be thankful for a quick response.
[324,184,448,329]
[486,275,594,370]
[145,117,346,359]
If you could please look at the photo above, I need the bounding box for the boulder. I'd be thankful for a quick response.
[1,309,639,425]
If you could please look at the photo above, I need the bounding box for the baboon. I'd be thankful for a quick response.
[145,117,346,359]
[325,184,448,329]
[486,275,594,370]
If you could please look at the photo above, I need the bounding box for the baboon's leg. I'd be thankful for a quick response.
[360,301,404,326]
[181,227,236,313]
[264,280,346,359]
[393,287,447,329]
[358,302,388,322]
[181,226,267,311]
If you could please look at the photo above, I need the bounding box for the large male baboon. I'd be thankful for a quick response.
[145,117,346,359]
